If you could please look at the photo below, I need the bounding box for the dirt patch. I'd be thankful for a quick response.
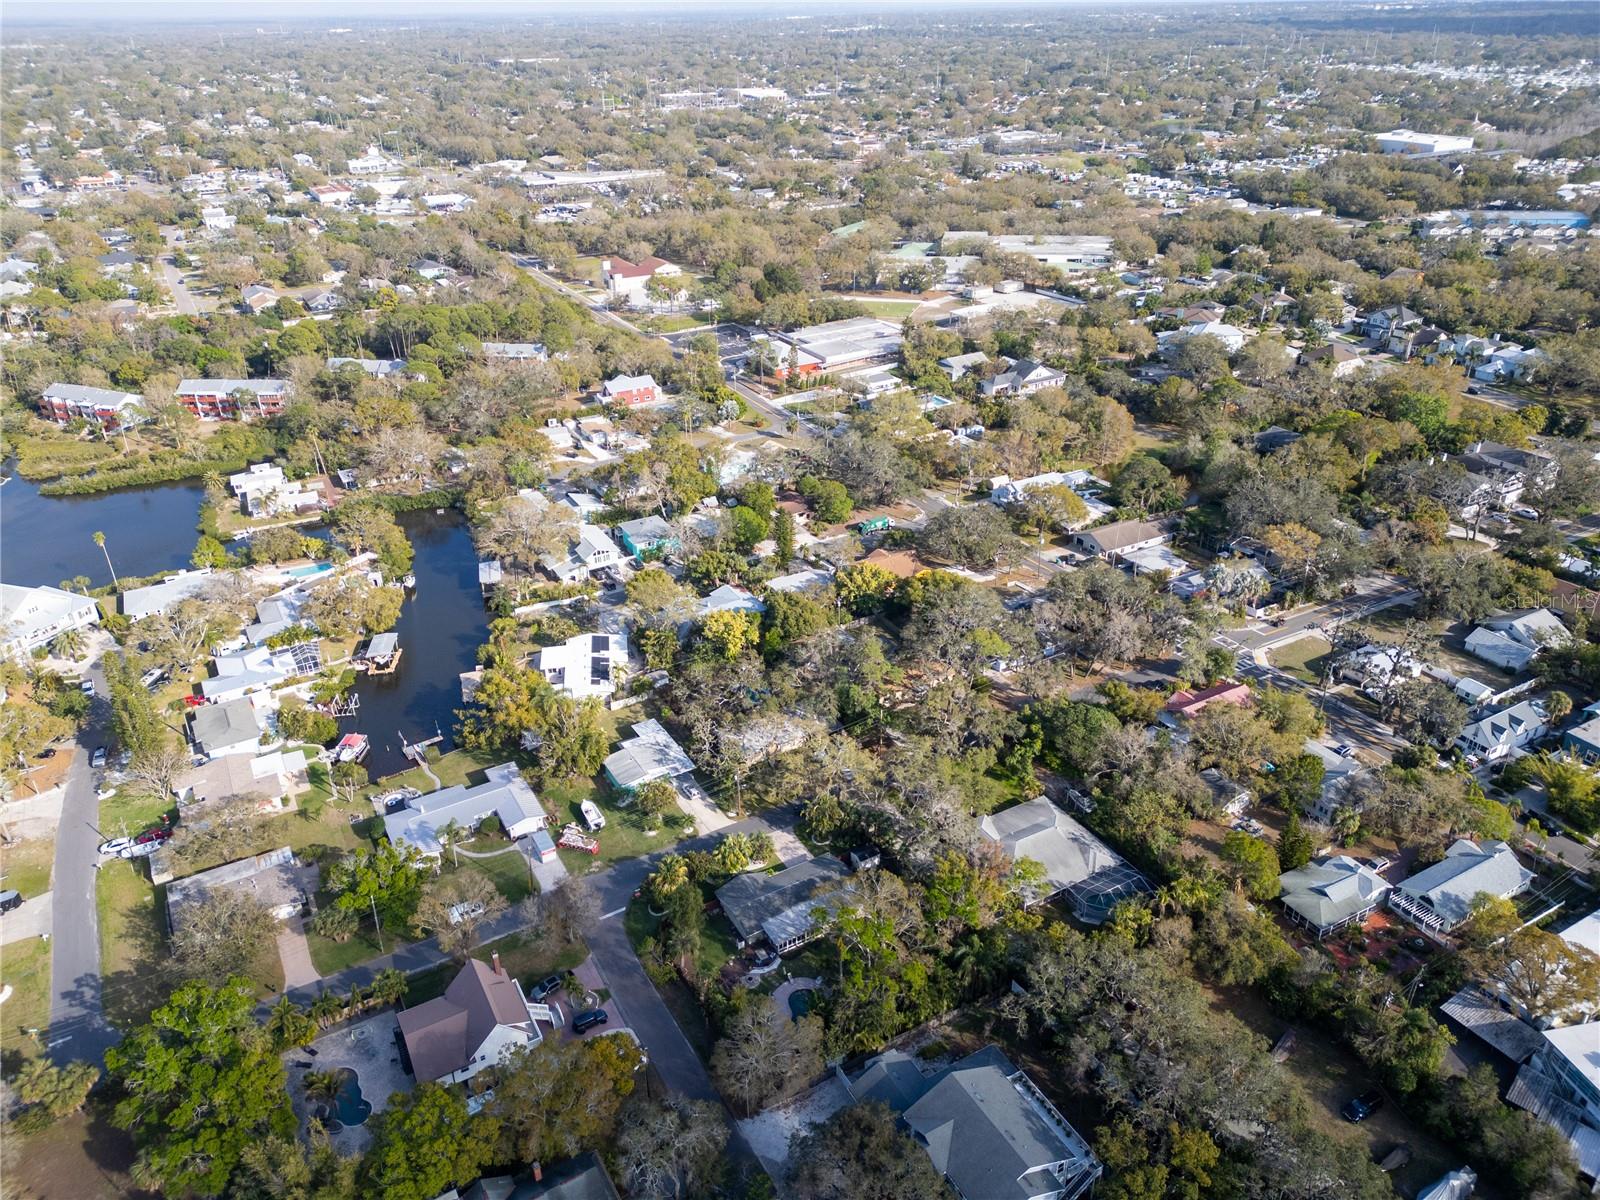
[4,1103,150,1200]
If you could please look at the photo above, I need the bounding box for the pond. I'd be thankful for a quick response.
[0,468,204,587]
[315,1067,371,1129]
[343,508,486,778]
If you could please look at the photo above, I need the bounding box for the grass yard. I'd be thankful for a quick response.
[306,926,388,977]
[852,298,920,319]
[368,747,501,794]
[1268,635,1331,685]
[624,894,742,981]
[444,849,535,904]
[569,255,603,284]
[638,314,712,334]
[2,837,55,899]
[98,790,176,841]
[550,778,691,874]
[0,936,53,1062]
[95,857,170,1031]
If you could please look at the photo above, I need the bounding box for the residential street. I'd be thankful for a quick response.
[46,660,119,1067]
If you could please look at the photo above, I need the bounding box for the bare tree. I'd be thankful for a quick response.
[412,872,506,959]
[478,496,578,573]
[538,875,599,946]
[169,889,278,982]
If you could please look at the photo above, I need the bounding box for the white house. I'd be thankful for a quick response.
[381,761,546,857]
[938,350,989,382]
[346,143,399,175]
[1338,643,1426,697]
[120,568,215,621]
[978,357,1066,398]
[1160,320,1248,357]
[1456,699,1549,763]
[1465,609,1570,673]
[531,631,626,701]
[199,644,310,704]
[603,718,695,791]
[0,583,101,659]
[397,957,545,1085]
[541,524,622,583]
[1390,839,1533,933]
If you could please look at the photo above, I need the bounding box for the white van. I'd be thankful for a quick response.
[580,800,606,832]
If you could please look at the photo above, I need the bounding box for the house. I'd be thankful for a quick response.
[1363,305,1423,340]
[939,350,989,382]
[1456,699,1549,763]
[199,644,310,703]
[1297,342,1365,377]
[1465,609,1570,672]
[541,525,622,584]
[346,143,399,175]
[1251,424,1304,452]
[303,287,342,314]
[531,632,625,701]
[615,515,677,560]
[96,250,138,274]
[1121,542,1193,579]
[1068,517,1171,562]
[1278,856,1391,938]
[1161,320,1247,357]
[697,584,765,618]
[1198,768,1251,817]
[1473,346,1549,383]
[383,762,547,858]
[600,255,684,306]
[309,184,353,208]
[188,696,264,759]
[1338,643,1426,697]
[459,1155,623,1200]
[174,747,310,819]
[176,378,291,421]
[979,357,1065,398]
[1562,702,1600,762]
[841,1045,1101,1200]
[1387,323,1448,362]
[1302,740,1368,825]
[1390,839,1534,933]
[165,847,310,932]
[603,719,695,792]
[1507,1024,1600,1185]
[1163,680,1252,721]
[397,956,544,1085]
[327,356,410,378]
[483,342,548,363]
[979,796,1149,924]
[200,205,234,231]
[0,583,101,660]
[38,382,143,429]
[715,854,854,951]
[240,284,277,314]
[598,374,659,407]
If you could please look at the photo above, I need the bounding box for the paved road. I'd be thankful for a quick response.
[46,660,119,1067]
[157,254,201,316]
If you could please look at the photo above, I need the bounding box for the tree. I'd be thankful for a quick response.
[106,978,296,1197]
[799,475,853,525]
[327,840,428,930]
[134,596,226,673]
[412,871,506,959]
[1016,484,1088,540]
[490,1035,642,1165]
[265,995,316,1051]
[103,652,168,760]
[13,1059,99,1121]
[698,609,760,661]
[331,501,413,577]
[635,778,678,825]
[1278,810,1314,871]
[834,562,898,615]
[1390,678,1469,748]
[169,890,278,982]
[479,495,576,573]
[711,1003,825,1116]
[1032,698,1121,776]
[359,1083,499,1200]
[539,875,600,947]
[616,1096,729,1200]
[786,1103,954,1200]
[191,534,233,570]
[626,567,689,616]
[93,529,120,590]
[49,626,86,661]
[773,508,796,564]
[918,503,1019,569]
[1524,752,1600,834]
[1460,895,1600,1023]
[1220,831,1280,900]
[230,1132,358,1200]
[276,697,339,746]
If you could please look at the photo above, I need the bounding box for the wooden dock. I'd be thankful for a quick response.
[365,648,403,675]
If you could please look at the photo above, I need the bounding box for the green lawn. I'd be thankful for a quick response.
[2,837,54,899]
[549,779,692,874]
[624,893,741,981]
[367,747,501,794]
[638,314,712,334]
[98,790,176,841]
[306,926,388,977]
[851,298,920,319]
[0,936,53,1062]
[445,849,535,904]
[1267,635,1331,685]
[95,857,170,1031]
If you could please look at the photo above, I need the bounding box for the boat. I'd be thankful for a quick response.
[334,733,370,763]
[401,573,416,589]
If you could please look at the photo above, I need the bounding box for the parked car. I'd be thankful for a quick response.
[1341,1091,1385,1123]
[1334,744,1355,758]
[98,837,133,857]
[0,890,23,914]
[89,747,108,769]
[529,974,565,1004]
[79,679,96,695]
[572,1008,609,1033]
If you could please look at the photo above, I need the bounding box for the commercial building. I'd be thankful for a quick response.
[38,382,144,429]
[754,317,903,380]
[1374,130,1475,156]
[600,255,684,306]
[176,378,291,421]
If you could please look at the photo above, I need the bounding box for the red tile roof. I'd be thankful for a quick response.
[1164,680,1252,716]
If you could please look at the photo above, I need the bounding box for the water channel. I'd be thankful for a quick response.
[1,472,486,780]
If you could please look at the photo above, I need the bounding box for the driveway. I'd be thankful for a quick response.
[1,892,53,944]
[47,658,119,1066]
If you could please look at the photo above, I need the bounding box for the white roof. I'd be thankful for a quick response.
[1397,839,1534,928]
[42,382,141,409]
[531,631,623,699]
[1541,1023,1600,1093]
[698,584,766,616]
[120,569,214,620]
[0,583,99,645]
[604,718,695,789]
[601,373,657,395]
[1557,908,1600,956]
[382,762,544,855]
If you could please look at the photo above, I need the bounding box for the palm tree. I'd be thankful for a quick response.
[50,627,85,662]
[309,991,343,1029]
[266,995,316,1050]
[440,818,465,868]
[92,531,120,591]
[369,968,407,1008]
[302,1068,344,1106]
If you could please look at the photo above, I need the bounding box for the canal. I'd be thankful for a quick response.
[344,508,485,778]
[0,470,204,588]
[2,471,487,780]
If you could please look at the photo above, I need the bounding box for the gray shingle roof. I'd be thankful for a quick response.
[715,855,851,945]
[1396,840,1534,929]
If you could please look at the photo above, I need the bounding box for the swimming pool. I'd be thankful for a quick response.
[286,562,333,579]
[788,988,817,1020]
[317,1067,371,1129]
